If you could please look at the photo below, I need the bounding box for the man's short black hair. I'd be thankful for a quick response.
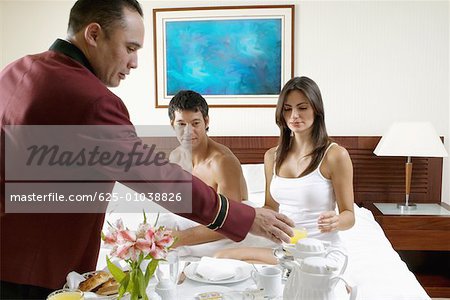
[68,0,143,37]
[168,90,209,123]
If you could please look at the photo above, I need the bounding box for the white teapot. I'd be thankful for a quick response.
[284,238,336,260]
[276,238,348,281]
[283,255,357,300]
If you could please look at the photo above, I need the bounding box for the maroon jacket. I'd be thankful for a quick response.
[0,39,255,289]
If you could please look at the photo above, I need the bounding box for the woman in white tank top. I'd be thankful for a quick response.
[215,77,355,264]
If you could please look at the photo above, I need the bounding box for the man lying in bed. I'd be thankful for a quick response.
[164,90,248,250]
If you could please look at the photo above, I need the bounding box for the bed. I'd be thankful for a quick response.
[99,136,439,299]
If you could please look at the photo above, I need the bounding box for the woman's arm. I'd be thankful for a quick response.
[319,145,355,232]
[263,148,279,212]
[172,226,226,247]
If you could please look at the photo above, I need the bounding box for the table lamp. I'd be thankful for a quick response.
[373,122,448,210]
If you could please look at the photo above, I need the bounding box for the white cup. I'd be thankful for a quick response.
[156,249,180,283]
[251,266,282,298]
[154,279,176,300]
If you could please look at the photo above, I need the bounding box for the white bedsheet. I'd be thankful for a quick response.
[97,204,430,300]
[339,205,430,300]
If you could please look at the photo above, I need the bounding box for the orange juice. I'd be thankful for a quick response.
[290,227,308,244]
[47,290,84,300]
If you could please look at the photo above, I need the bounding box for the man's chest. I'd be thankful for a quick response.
[192,164,218,191]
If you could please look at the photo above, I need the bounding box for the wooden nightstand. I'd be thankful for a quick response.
[365,203,450,298]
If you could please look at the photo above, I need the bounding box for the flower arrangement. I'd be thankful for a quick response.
[103,213,175,300]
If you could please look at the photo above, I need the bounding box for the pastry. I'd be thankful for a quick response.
[78,271,112,292]
[96,278,119,296]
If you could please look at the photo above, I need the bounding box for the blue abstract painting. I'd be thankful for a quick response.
[165,19,282,96]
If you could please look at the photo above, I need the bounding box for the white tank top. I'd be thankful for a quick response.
[270,143,342,246]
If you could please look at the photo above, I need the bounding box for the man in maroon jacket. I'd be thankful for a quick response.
[0,0,293,298]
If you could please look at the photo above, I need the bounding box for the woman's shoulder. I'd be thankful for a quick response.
[320,143,352,177]
[265,146,277,155]
[325,143,351,165]
[264,146,277,160]
[328,143,349,155]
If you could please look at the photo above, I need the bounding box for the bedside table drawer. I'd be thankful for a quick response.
[376,215,450,230]
[363,203,450,297]
[383,229,450,251]
[374,213,450,251]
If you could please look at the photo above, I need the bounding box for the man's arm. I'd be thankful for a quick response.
[214,155,245,201]
[173,155,244,247]
[183,177,293,243]
[90,97,294,243]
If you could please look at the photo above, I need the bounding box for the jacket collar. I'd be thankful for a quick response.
[49,39,95,74]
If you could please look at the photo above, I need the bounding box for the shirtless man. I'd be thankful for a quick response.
[168,90,248,247]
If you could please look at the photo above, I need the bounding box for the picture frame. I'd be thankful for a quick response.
[153,5,295,108]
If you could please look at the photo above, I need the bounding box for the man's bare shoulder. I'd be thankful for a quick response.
[169,146,183,163]
[208,139,241,168]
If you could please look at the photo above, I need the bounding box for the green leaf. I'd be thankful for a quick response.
[106,256,126,282]
[138,269,147,300]
[153,212,160,227]
[101,231,106,241]
[143,209,147,224]
[118,273,130,299]
[118,285,126,299]
[132,270,140,300]
[145,259,159,286]
[128,272,134,295]
[172,236,179,248]
[143,253,153,260]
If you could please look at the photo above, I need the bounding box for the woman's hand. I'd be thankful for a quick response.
[318,211,339,233]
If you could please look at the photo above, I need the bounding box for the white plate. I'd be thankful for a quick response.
[188,285,233,300]
[184,262,253,284]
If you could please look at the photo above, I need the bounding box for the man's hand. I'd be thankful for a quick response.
[249,208,294,244]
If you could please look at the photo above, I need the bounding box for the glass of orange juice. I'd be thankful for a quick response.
[290,226,308,244]
[47,289,84,300]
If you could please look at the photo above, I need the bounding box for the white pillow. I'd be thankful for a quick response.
[241,163,265,193]
[243,192,265,208]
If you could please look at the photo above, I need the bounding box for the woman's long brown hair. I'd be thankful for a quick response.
[275,76,331,176]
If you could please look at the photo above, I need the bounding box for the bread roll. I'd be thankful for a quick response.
[78,271,112,292]
[96,278,119,296]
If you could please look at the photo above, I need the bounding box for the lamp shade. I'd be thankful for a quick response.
[374,122,448,157]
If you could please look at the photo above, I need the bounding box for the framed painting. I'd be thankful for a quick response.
[153,5,295,107]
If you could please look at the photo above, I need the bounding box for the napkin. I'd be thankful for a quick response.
[66,271,86,289]
[195,257,238,281]
[66,272,104,299]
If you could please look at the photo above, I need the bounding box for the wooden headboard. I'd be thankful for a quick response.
[210,136,443,207]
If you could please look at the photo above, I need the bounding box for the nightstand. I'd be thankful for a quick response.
[365,202,450,298]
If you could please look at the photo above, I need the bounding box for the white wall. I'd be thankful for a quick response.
[1,0,449,203]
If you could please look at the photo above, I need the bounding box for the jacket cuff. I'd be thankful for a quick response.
[216,196,256,242]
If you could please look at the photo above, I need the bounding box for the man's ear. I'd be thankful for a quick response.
[84,23,102,46]
[205,116,210,132]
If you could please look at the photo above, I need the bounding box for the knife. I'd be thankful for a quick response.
[177,261,191,285]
